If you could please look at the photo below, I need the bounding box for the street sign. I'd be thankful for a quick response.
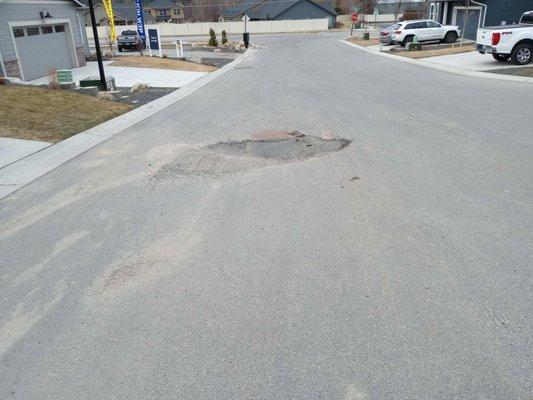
[351,12,358,22]
[242,14,250,23]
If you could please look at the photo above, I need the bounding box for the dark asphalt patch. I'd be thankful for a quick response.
[152,132,350,181]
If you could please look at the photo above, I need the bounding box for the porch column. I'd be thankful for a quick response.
[442,1,449,25]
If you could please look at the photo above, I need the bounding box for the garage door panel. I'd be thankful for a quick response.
[15,25,73,81]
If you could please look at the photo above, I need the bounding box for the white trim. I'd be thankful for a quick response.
[8,18,79,81]
[0,1,79,4]
[0,50,6,77]
[442,1,448,25]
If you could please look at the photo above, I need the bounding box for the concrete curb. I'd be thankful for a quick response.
[340,39,533,83]
[0,49,255,200]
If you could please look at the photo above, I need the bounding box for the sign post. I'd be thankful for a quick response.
[176,38,184,58]
[350,12,358,36]
[87,0,107,90]
[242,13,250,49]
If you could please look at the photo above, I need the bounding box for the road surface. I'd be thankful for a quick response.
[1,32,532,399]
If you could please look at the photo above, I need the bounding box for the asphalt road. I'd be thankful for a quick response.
[1,32,532,399]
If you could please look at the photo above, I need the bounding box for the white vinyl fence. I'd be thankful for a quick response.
[87,18,329,42]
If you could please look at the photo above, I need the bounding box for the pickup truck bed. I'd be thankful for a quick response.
[481,24,530,30]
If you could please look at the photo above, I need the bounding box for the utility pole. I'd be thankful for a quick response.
[88,0,107,90]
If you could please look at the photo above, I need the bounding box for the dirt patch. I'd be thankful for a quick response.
[392,44,475,59]
[345,37,380,47]
[487,66,533,77]
[109,56,217,72]
[153,132,350,181]
[0,84,133,142]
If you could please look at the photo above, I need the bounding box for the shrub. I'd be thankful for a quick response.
[221,30,228,45]
[401,10,423,21]
[208,28,218,47]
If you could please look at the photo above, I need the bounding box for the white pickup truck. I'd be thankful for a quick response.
[476,11,533,65]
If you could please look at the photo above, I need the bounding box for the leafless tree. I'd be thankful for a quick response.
[393,0,405,22]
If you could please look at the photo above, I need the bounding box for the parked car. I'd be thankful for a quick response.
[117,30,144,52]
[476,11,533,65]
[379,24,400,45]
[391,19,461,47]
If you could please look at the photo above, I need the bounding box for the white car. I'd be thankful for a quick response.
[476,11,533,65]
[391,19,461,47]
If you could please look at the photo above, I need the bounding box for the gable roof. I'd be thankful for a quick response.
[223,0,336,19]
[80,1,151,20]
[147,0,183,8]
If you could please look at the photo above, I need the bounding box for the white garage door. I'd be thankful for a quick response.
[13,24,74,81]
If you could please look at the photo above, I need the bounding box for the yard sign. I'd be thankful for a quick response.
[102,0,117,42]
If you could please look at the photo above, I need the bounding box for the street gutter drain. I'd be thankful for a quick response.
[153,132,350,180]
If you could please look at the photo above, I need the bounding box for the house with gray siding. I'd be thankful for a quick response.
[222,0,337,28]
[428,0,533,39]
[0,0,89,81]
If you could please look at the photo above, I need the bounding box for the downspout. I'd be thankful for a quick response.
[0,50,6,78]
[470,0,487,27]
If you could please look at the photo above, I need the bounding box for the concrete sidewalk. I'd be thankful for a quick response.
[0,138,51,169]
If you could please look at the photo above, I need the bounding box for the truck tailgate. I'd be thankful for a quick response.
[476,28,493,45]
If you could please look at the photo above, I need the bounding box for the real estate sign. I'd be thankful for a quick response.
[147,28,162,57]
[135,0,146,41]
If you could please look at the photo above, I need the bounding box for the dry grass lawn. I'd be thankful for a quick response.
[110,56,217,72]
[0,85,133,143]
[345,37,381,47]
[396,44,476,59]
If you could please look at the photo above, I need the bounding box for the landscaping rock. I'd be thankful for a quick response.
[130,83,150,93]
[96,91,118,101]
[59,82,76,90]
[75,86,99,96]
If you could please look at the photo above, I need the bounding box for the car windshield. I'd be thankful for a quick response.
[121,30,136,35]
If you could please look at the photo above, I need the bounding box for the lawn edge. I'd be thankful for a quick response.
[340,38,533,84]
[0,49,255,200]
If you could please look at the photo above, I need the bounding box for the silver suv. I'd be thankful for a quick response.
[391,19,461,46]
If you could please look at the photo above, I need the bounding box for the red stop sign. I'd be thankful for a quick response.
[351,13,358,22]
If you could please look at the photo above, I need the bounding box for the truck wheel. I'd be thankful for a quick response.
[402,36,414,47]
[511,43,532,65]
[492,53,510,62]
[444,31,458,43]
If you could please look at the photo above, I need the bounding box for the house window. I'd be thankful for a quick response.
[429,2,440,21]
[13,28,24,37]
[42,26,53,34]
[27,27,40,36]
[55,25,65,33]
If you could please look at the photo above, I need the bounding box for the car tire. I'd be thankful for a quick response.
[402,36,414,47]
[118,46,123,52]
[492,53,510,62]
[444,31,458,43]
[511,43,533,65]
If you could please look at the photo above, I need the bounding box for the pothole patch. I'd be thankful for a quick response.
[152,131,350,181]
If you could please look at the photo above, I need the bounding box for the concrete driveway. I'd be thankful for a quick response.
[423,50,529,71]
[0,32,531,399]
[27,61,207,87]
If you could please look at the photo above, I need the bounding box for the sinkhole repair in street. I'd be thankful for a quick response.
[153,131,350,180]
